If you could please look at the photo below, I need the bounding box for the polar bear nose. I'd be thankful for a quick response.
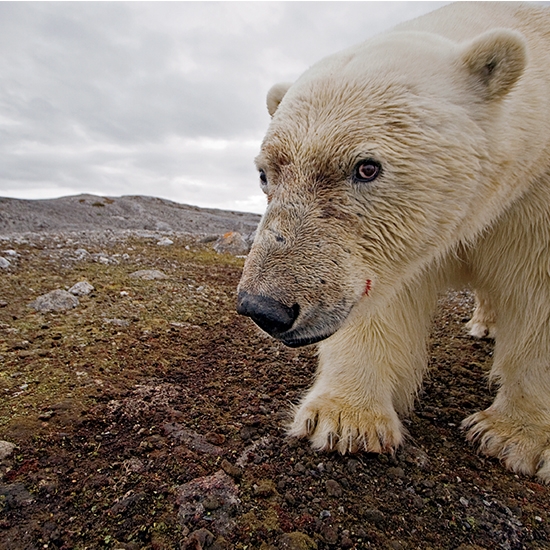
[237,291,299,336]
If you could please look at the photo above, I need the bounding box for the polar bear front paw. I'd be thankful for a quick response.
[288,395,404,455]
[465,319,496,339]
[463,409,550,483]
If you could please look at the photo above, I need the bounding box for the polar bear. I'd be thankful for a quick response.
[237,2,550,482]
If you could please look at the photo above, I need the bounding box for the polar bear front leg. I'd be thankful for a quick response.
[289,286,433,455]
[465,290,496,338]
[462,315,550,483]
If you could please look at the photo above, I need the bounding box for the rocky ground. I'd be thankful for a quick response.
[0,196,549,550]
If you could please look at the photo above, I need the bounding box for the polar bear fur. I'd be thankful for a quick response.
[237,2,550,482]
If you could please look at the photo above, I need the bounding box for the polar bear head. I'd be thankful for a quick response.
[237,28,527,347]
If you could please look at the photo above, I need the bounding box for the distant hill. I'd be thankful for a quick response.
[0,194,261,236]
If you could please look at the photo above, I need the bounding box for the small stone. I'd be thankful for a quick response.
[206,432,226,445]
[203,496,220,511]
[340,531,354,549]
[0,257,11,269]
[278,531,318,550]
[240,426,257,440]
[319,523,338,544]
[69,281,94,296]
[0,441,16,460]
[412,494,425,509]
[387,466,405,479]
[325,479,343,497]
[28,290,79,312]
[285,491,295,505]
[157,237,173,246]
[221,459,243,480]
[181,528,215,549]
[254,479,277,497]
[129,269,168,280]
[363,508,385,526]
[0,300,7,307]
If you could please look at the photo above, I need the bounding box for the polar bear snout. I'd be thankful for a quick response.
[237,290,300,337]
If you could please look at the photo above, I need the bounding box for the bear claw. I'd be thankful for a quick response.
[463,410,550,483]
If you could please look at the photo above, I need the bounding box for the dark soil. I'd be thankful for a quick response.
[0,231,549,550]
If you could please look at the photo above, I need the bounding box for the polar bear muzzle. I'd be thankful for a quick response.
[236,290,299,338]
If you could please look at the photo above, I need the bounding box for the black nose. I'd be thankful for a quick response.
[237,291,299,336]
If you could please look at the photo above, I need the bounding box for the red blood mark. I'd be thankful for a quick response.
[365,279,372,296]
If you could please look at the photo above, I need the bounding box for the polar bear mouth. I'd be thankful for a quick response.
[237,290,352,348]
[279,330,334,348]
[278,303,353,347]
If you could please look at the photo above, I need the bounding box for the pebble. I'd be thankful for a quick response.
[387,466,405,479]
[277,531,318,550]
[181,528,215,549]
[254,479,277,497]
[0,441,16,460]
[203,495,221,511]
[156,237,173,246]
[363,508,385,526]
[69,281,94,296]
[340,531,354,549]
[325,479,343,497]
[0,257,11,269]
[220,459,243,480]
[319,523,338,544]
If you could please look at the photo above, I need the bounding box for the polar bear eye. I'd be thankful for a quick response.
[354,160,381,183]
[259,169,268,193]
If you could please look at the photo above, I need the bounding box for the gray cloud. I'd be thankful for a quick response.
[0,2,450,213]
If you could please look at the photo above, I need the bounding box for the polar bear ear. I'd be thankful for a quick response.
[266,82,293,116]
[460,29,527,101]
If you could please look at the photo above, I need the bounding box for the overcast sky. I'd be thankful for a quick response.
[0,2,451,214]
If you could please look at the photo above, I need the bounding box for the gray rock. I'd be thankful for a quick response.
[213,231,249,256]
[0,440,16,460]
[69,281,94,296]
[156,237,173,246]
[28,289,79,312]
[129,269,168,280]
[0,483,34,508]
[0,257,10,269]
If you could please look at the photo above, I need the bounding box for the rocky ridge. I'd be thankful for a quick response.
[0,194,261,237]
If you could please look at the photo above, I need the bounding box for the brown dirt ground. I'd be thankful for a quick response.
[0,233,549,550]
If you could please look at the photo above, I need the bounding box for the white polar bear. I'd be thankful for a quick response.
[237,2,550,483]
